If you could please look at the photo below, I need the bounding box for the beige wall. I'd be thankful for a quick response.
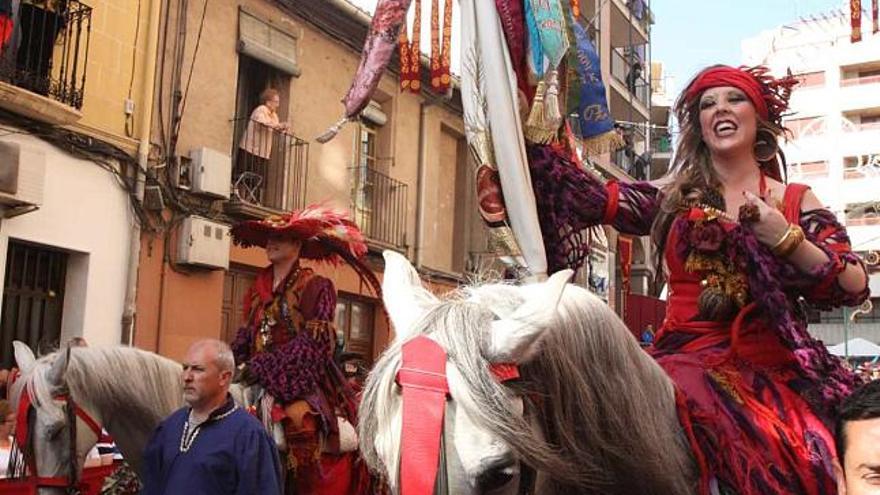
[70,0,158,149]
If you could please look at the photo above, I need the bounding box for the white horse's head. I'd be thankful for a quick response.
[358,251,572,494]
[10,342,103,494]
[8,342,183,492]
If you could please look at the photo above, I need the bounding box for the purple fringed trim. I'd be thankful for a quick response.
[783,209,870,309]
[526,144,661,272]
[247,331,330,404]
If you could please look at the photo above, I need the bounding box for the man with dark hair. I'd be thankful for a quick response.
[836,380,880,494]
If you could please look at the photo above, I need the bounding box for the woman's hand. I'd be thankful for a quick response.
[742,190,790,247]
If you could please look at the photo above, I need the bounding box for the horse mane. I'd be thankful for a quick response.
[15,346,183,432]
[360,281,696,494]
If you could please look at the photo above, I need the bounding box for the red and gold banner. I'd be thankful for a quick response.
[439,0,452,92]
[430,0,452,93]
[852,0,862,43]
[398,0,422,93]
[873,0,878,34]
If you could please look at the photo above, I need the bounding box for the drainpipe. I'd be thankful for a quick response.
[414,101,431,267]
[121,0,162,346]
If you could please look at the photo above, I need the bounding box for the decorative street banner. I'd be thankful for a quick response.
[398,0,421,93]
[852,0,862,43]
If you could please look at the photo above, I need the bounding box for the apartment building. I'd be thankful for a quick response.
[132,0,484,361]
[0,0,161,365]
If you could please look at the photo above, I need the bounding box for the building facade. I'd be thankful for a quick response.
[0,0,161,365]
[132,0,485,361]
[743,10,880,344]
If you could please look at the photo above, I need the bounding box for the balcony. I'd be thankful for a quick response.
[0,0,92,124]
[609,48,650,120]
[225,117,309,219]
[610,0,650,47]
[349,164,408,251]
[839,74,880,112]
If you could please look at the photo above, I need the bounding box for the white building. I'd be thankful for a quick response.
[743,10,880,344]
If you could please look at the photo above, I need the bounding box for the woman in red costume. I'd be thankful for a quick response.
[230,205,380,495]
[528,65,870,494]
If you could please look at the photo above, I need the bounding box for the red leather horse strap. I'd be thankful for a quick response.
[397,336,449,495]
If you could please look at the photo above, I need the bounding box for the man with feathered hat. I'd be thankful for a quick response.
[230,204,380,495]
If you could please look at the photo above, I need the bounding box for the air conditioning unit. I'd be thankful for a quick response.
[189,147,231,199]
[177,216,230,270]
[0,141,46,210]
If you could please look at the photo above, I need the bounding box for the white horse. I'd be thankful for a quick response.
[9,342,183,494]
[358,251,697,494]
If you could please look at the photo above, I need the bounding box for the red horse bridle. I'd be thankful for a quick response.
[396,336,520,495]
[12,379,107,492]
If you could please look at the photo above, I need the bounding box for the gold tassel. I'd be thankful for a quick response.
[316,116,349,144]
[524,71,564,144]
[579,130,625,156]
[543,70,562,134]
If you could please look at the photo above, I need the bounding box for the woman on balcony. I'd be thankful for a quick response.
[237,88,290,203]
[530,65,869,494]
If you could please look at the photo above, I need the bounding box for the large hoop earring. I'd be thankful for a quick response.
[754,129,778,162]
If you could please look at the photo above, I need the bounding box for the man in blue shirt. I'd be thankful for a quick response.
[142,339,282,495]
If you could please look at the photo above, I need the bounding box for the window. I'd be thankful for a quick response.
[335,294,376,363]
[845,201,880,226]
[789,161,828,178]
[785,116,825,139]
[1,240,68,367]
[356,123,379,171]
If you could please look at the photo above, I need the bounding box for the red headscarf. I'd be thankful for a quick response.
[685,65,797,124]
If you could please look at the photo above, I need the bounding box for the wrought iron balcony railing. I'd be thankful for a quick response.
[232,117,308,212]
[349,164,408,250]
[0,0,92,109]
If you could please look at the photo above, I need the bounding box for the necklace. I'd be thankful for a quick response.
[179,406,238,453]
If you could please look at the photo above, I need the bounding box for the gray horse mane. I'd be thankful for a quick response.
[360,281,695,494]
[13,346,183,432]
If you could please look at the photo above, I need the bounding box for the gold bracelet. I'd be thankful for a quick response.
[771,224,805,257]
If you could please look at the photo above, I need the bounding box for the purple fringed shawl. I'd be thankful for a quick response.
[526,143,659,273]
[670,212,867,417]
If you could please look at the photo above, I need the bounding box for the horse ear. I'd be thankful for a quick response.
[13,341,36,373]
[486,269,572,363]
[46,348,70,390]
[382,250,439,341]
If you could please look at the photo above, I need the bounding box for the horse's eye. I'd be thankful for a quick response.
[477,463,518,492]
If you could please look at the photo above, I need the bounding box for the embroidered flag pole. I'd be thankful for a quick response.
[852,0,862,43]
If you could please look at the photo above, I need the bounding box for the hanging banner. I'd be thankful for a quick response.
[399,0,422,93]
[852,0,862,43]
